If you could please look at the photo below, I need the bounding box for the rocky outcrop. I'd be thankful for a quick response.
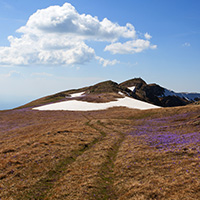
[120,78,196,107]
[18,77,200,109]
[119,78,146,89]
[87,80,120,94]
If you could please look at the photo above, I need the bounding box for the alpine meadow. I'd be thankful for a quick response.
[0,1,200,199]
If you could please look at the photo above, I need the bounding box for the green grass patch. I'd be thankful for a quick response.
[16,135,101,200]
[91,132,125,200]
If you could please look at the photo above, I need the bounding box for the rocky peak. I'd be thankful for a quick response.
[87,80,120,94]
[119,78,146,89]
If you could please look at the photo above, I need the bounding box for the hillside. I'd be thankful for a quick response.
[2,77,199,199]
[0,104,200,199]
[17,78,200,110]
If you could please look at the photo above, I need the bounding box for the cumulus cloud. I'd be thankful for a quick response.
[96,56,119,67]
[0,3,156,66]
[0,33,95,66]
[17,3,136,42]
[105,39,157,54]
[144,33,152,40]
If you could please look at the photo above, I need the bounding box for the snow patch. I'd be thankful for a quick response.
[160,89,200,101]
[118,91,125,96]
[69,92,85,98]
[128,86,136,92]
[33,97,160,111]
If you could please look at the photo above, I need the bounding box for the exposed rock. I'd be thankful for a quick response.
[17,77,200,109]
[86,80,120,94]
[160,96,188,107]
[119,78,146,89]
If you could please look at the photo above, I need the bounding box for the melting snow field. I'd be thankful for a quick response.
[118,91,125,96]
[33,97,160,111]
[128,86,136,91]
[160,89,200,101]
[69,92,85,98]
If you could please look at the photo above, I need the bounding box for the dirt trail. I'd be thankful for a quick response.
[45,119,125,200]
[0,119,101,200]
[1,106,199,200]
[10,118,125,200]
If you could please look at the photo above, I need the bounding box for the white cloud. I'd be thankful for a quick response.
[17,3,136,42]
[96,56,120,67]
[0,35,95,66]
[0,3,156,67]
[144,32,152,40]
[105,39,157,54]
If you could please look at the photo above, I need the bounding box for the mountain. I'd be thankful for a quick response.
[2,98,200,199]
[1,80,200,199]
[18,78,200,110]
[120,78,200,107]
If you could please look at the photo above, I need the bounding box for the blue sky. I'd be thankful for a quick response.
[0,0,200,110]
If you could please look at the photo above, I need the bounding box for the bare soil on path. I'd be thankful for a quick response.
[0,105,200,199]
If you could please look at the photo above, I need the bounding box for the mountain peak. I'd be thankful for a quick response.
[17,77,200,109]
[119,78,146,89]
[87,80,119,94]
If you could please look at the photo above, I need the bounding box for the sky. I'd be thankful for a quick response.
[0,0,200,110]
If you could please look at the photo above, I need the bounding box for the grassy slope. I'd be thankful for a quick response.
[16,80,121,109]
[15,78,198,110]
[0,105,200,199]
[16,87,89,109]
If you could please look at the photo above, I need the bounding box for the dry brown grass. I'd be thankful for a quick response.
[0,104,200,199]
